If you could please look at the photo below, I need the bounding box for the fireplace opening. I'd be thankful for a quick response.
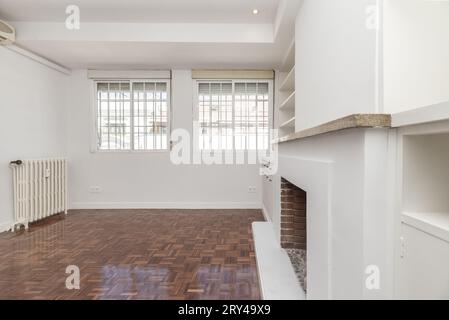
[280,178,307,291]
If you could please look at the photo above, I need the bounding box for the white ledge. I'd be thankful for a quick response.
[252,222,305,300]
[402,211,449,243]
[392,101,449,127]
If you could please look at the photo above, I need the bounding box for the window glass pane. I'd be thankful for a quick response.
[133,82,168,151]
[198,81,270,151]
[97,81,131,150]
[198,82,235,151]
[96,80,168,151]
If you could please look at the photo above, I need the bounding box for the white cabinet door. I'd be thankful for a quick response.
[396,223,449,299]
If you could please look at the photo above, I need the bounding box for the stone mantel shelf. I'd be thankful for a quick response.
[273,114,392,144]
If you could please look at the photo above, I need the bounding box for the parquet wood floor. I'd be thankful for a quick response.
[0,209,264,300]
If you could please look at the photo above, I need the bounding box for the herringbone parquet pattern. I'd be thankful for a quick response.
[0,209,264,300]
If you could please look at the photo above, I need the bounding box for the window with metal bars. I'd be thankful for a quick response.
[96,80,169,151]
[197,81,270,150]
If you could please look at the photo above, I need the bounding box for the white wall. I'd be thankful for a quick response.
[295,0,380,131]
[384,0,449,113]
[67,70,262,209]
[0,47,68,231]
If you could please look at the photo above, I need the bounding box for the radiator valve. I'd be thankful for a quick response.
[9,160,23,166]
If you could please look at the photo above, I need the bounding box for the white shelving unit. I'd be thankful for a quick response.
[279,92,295,111]
[401,132,449,241]
[396,127,449,299]
[277,43,296,138]
[280,39,295,73]
[279,116,295,129]
[280,67,295,92]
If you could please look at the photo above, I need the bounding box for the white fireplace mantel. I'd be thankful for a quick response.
[278,155,333,299]
[260,125,396,300]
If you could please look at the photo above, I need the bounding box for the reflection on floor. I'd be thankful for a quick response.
[286,249,307,292]
[0,209,264,300]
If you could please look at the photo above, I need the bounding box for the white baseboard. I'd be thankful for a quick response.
[70,201,262,210]
[0,221,13,233]
[261,203,272,222]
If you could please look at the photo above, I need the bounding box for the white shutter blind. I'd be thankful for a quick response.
[192,70,274,80]
[88,70,171,79]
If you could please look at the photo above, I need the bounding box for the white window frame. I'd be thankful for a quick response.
[91,79,171,153]
[193,79,273,151]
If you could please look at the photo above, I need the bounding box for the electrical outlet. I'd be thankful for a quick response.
[248,186,257,193]
[89,186,101,193]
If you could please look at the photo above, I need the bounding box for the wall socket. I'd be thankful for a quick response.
[248,186,257,193]
[89,186,101,193]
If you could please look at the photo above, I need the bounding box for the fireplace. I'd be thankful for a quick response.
[280,177,307,291]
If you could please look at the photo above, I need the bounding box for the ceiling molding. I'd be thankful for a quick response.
[5,44,71,74]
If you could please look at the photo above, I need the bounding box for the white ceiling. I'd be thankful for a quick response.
[21,41,284,70]
[0,0,302,70]
[0,0,280,23]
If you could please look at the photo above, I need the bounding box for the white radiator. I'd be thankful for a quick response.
[10,158,68,230]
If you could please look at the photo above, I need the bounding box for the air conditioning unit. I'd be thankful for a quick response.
[0,20,15,44]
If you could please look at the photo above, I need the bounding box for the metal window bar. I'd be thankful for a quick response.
[198,82,234,151]
[96,80,167,151]
[198,81,269,151]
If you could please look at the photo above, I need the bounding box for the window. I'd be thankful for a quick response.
[197,81,271,150]
[96,80,169,151]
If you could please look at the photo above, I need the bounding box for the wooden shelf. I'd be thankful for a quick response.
[279,91,295,111]
[402,211,449,243]
[273,114,391,143]
[279,116,295,129]
[279,67,295,92]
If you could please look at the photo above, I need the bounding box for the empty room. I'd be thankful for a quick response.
[1,0,449,303]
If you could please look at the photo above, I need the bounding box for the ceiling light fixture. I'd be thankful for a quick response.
[252,9,259,15]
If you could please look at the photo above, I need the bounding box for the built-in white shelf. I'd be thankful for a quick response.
[279,66,295,92]
[392,100,449,127]
[402,211,449,243]
[276,44,295,137]
[280,40,295,72]
[279,116,295,129]
[401,130,449,243]
[279,91,295,111]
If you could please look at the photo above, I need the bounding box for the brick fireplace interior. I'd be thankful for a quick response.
[281,178,307,291]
